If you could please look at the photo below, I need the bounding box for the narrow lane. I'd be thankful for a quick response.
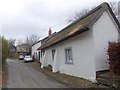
[6,59,66,88]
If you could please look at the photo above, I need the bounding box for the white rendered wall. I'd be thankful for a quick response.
[42,30,96,82]
[93,11,119,71]
[32,41,41,57]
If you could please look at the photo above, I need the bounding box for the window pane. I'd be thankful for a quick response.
[65,48,73,64]
[52,50,55,61]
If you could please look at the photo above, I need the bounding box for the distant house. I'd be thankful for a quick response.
[32,28,57,62]
[16,44,29,56]
[38,2,120,82]
[32,40,42,62]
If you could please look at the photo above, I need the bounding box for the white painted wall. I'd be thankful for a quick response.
[93,11,119,71]
[42,30,96,82]
[41,10,119,82]
[32,41,41,60]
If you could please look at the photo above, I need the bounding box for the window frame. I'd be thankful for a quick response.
[65,47,73,64]
[51,49,56,61]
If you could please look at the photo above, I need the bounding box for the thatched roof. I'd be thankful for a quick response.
[38,2,120,50]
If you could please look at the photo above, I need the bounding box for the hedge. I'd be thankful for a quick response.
[0,36,8,64]
[107,42,120,75]
[107,42,120,88]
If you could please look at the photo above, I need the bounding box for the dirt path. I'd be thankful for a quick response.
[6,59,66,88]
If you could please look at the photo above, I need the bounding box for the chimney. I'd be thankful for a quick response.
[48,27,52,36]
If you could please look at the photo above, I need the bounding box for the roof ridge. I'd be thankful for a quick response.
[56,2,108,34]
[74,2,110,24]
[38,2,120,49]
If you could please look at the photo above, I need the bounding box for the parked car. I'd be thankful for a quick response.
[24,55,33,62]
[19,55,24,60]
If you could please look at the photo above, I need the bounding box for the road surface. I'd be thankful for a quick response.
[6,59,66,88]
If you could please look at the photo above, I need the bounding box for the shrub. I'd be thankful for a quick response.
[0,36,8,64]
[107,42,120,75]
[107,42,120,88]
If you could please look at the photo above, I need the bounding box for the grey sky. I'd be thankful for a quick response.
[0,0,118,43]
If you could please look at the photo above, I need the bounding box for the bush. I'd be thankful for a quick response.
[0,36,8,64]
[107,42,120,75]
[107,42,120,88]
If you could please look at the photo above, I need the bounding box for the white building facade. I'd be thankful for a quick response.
[32,41,41,61]
[39,3,120,82]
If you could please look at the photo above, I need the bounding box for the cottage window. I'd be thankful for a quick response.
[41,50,42,58]
[65,47,73,64]
[52,49,56,61]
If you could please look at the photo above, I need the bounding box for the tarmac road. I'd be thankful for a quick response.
[6,59,66,88]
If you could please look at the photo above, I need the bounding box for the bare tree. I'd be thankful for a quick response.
[68,8,91,23]
[109,2,120,22]
[17,39,25,45]
[7,39,16,57]
[26,34,40,46]
[117,1,120,22]
[16,34,40,54]
[109,2,118,15]
[8,39,16,47]
[25,34,40,54]
[68,2,119,23]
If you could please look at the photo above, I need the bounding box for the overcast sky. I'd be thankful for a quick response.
[0,0,119,43]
